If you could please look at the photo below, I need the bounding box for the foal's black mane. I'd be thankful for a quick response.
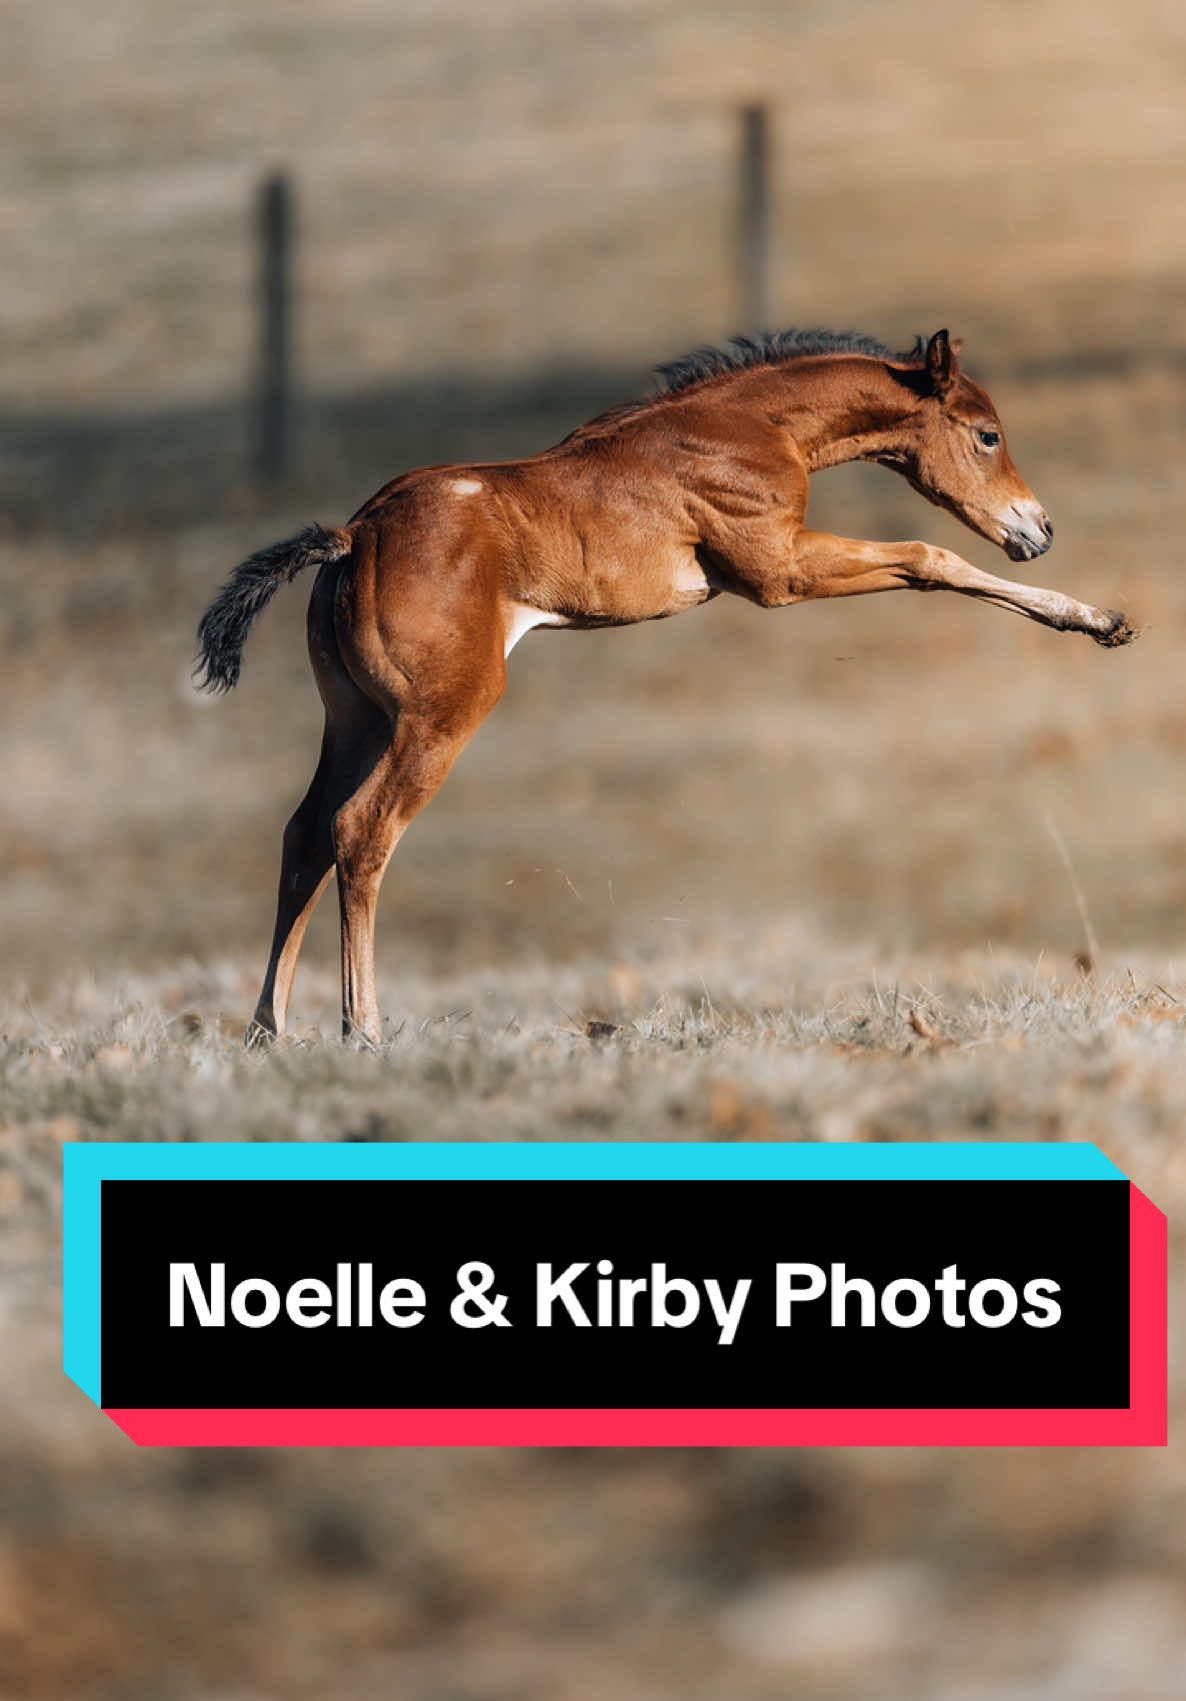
[654,329,926,396]
[560,328,929,447]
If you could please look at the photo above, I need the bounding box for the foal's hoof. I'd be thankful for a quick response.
[342,1023,382,1052]
[245,1018,279,1050]
[1094,610,1140,648]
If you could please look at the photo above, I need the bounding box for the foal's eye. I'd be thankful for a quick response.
[976,429,1000,449]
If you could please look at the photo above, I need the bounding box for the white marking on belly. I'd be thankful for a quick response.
[674,558,711,595]
[451,477,483,496]
[504,603,569,656]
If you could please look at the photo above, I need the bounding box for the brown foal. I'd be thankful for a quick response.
[197,328,1136,1045]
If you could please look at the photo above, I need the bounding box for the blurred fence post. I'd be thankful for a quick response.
[255,171,294,488]
[738,104,771,331]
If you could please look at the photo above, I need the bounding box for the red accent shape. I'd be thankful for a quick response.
[104,1185,1166,1449]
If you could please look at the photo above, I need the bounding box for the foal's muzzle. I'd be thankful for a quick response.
[1003,502,1054,562]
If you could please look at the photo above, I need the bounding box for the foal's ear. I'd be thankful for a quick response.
[925,328,959,396]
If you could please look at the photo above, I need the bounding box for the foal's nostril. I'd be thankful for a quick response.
[1042,514,1054,542]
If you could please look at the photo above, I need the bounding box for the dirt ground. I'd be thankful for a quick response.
[2,1,1185,1697]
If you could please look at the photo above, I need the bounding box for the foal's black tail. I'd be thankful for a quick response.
[195,523,351,693]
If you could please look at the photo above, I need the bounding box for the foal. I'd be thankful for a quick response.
[197,328,1136,1045]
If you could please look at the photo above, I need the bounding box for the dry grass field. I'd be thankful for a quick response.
[4,953,1186,1700]
[3,0,1186,1696]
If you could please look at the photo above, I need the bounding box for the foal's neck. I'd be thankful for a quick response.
[740,357,921,474]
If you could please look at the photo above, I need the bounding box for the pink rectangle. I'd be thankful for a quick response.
[105,1402,1162,1448]
[104,1186,1166,1449]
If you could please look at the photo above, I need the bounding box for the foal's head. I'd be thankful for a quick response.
[899,330,1053,563]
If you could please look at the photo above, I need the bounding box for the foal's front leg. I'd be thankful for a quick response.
[781,532,1138,647]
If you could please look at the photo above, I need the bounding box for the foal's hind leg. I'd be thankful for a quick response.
[332,678,504,1045]
[248,560,388,1045]
[248,706,386,1044]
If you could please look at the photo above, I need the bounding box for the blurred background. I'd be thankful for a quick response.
[2,1,1186,1697]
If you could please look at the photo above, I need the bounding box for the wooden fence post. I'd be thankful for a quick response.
[255,171,294,487]
[738,105,772,332]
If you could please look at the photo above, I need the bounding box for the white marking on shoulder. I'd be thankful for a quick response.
[504,603,568,656]
[451,477,483,496]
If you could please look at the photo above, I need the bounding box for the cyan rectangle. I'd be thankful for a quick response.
[62,1138,1124,1409]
